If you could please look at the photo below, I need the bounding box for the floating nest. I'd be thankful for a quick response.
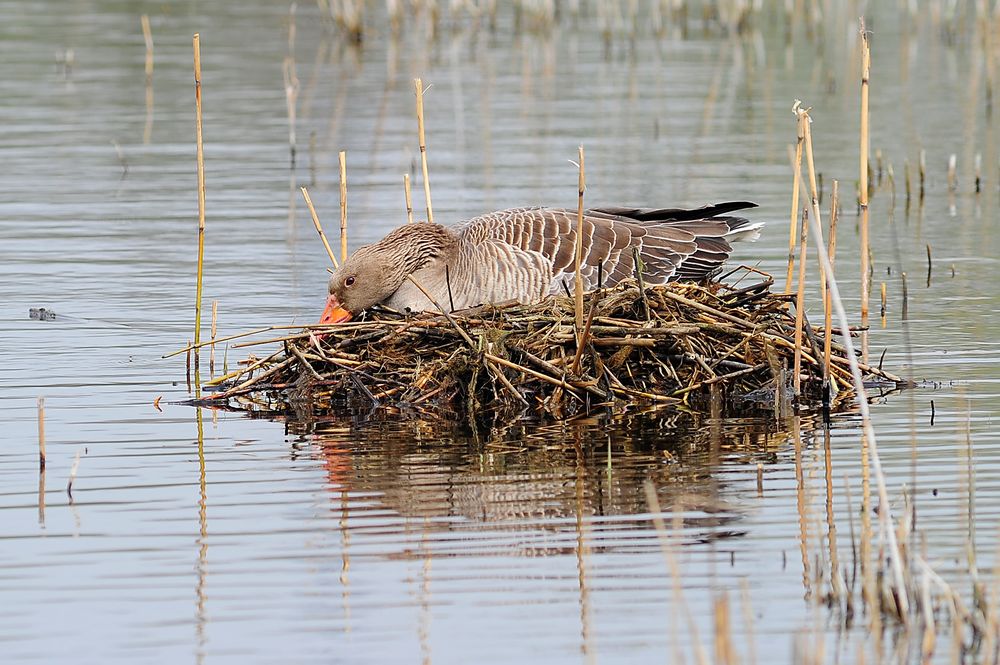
[196,270,903,417]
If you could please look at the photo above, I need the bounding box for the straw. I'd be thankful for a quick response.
[414,78,434,224]
[858,20,871,345]
[141,15,153,83]
[404,173,414,223]
[192,34,207,367]
[300,186,339,268]
[786,111,806,294]
[339,150,348,262]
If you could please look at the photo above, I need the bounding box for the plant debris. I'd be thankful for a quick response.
[193,270,904,417]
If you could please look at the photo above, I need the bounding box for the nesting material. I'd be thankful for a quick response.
[199,270,903,415]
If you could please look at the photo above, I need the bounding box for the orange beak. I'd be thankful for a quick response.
[320,294,353,324]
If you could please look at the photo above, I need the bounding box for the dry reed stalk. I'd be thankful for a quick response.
[192,35,207,371]
[339,151,348,263]
[185,339,192,391]
[823,180,839,390]
[859,20,872,351]
[210,300,218,376]
[404,174,414,223]
[414,78,434,224]
[300,186,339,267]
[786,110,806,294]
[880,282,887,319]
[574,145,586,333]
[141,14,154,145]
[800,106,828,392]
[37,397,46,470]
[793,207,809,397]
[804,162,911,620]
[141,15,154,82]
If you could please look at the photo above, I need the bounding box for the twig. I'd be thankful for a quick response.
[414,78,434,224]
[300,186,339,268]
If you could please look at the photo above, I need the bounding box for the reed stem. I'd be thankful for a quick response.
[37,397,46,470]
[141,15,154,83]
[141,15,154,144]
[404,173,414,224]
[859,20,871,347]
[300,186,339,268]
[339,150,348,262]
[193,34,207,367]
[414,78,434,224]
[574,145,586,334]
[786,110,806,294]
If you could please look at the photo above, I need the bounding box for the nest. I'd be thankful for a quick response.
[197,270,903,417]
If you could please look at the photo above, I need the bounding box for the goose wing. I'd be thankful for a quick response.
[454,202,759,297]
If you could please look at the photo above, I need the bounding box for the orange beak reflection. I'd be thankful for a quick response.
[320,294,353,324]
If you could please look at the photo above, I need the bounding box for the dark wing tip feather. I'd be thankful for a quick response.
[589,201,758,223]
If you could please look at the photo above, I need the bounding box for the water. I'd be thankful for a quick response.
[2,2,999,663]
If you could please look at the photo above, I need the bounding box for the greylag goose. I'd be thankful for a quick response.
[321,202,762,323]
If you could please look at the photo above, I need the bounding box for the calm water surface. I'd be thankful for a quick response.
[2,2,999,663]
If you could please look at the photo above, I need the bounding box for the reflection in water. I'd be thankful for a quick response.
[303,408,803,551]
[195,408,208,665]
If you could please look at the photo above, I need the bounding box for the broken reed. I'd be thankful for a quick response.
[404,173,414,223]
[414,78,434,224]
[192,34,207,369]
[339,151,348,262]
[859,20,871,357]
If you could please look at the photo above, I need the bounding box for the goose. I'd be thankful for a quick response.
[320,201,763,323]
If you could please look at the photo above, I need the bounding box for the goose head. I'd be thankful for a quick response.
[320,223,458,323]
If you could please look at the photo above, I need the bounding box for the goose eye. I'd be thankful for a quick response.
[344,276,356,288]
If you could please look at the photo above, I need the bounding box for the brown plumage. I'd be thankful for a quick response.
[321,202,762,321]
